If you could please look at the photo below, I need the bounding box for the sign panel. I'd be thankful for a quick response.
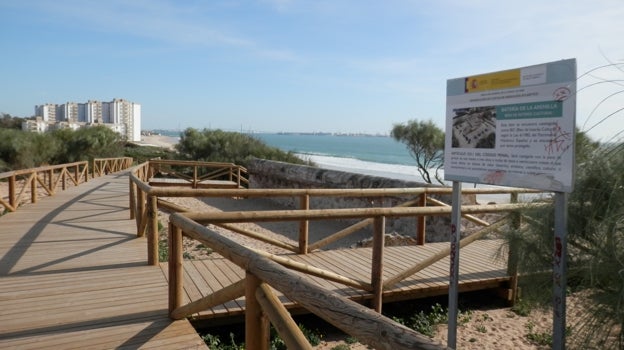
[444,59,577,192]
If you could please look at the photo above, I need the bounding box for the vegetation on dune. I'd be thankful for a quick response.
[50,126,125,164]
[505,137,624,349]
[0,113,26,129]
[175,128,310,167]
[0,125,124,171]
[124,143,176,164]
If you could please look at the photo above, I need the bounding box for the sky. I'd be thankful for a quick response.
[1,0,623,142]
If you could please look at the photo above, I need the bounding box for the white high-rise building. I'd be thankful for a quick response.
[58,102,79,123]
[32,98,142,141]
[34,104,57,122]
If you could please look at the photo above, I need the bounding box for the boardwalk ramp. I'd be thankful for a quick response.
[0,173,206,349]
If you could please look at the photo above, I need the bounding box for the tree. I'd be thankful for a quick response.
[52,126,124,164]
[391,119,445,185]
[0,113,26,129]
[0,128,60,170]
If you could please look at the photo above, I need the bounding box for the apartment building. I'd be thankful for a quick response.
[31,98,141,141]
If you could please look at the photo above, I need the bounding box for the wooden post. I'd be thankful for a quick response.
[137,190,146,237]
[74,165,79,184]
[256,283,312,350]
[47,169,53,192]
[129,180,136,220]
[192,165,198,189]
[246,273,270,350]
[9,176,16,209]
[168,223,183,317]
[31,174,37,204]
[62,170,67,191]
[299,194,310,254]
[147,195,159,265]
[417,193,427,245]
[371,216,385,313]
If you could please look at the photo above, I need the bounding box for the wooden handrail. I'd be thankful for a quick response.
[181,203,538,223]
[169,213,446,350]
[129,159,547,265]
[0,157,133,214]
[145,159,249,189]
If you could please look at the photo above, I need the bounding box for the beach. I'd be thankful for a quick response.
[137,134,179,150]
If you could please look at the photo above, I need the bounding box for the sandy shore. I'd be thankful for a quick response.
[137,134,178,150]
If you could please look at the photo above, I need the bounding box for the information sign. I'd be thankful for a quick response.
[445,59,577,192]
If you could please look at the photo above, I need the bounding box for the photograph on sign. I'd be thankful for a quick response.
[444,59,577,192]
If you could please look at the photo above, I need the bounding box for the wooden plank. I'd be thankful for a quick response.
[292,252,368,299]
[187,260,232,315]
[177,239,512,322]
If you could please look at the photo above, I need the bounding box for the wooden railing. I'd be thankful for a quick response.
[129,159,539,262]
[147,159,249,189]
[0,157,134,214]
[164,202,545,349]
[92,157,134,178]
[129,159,547,349]
[169,212,446,350]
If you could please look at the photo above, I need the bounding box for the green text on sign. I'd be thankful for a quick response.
[496,101,562,120]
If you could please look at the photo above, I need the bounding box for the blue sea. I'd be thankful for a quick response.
[156,130,429,183]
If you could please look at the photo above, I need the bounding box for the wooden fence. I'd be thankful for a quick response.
[92,157,134,178]
[129,160,539,263]
[169,212,446,350]
[0,157,134,214]
[147,159,248,189]
[128,159,547,348]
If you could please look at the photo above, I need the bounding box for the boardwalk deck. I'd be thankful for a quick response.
[0,173,206,349]
[161,239,511,321]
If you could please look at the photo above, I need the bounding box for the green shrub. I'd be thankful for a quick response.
[175,128,310,167]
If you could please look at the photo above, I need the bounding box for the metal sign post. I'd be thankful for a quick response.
[552,192,568,350]
[447,181,462,349]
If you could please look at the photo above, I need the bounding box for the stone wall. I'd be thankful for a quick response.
[247,159,474,242]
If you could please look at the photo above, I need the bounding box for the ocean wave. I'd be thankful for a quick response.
[298,153,437,184]
[298,153,539,204]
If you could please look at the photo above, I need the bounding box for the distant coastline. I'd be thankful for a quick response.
[275,131,390,137]
[147,129,390,138]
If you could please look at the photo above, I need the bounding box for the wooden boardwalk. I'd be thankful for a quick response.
[0,169,512,348]
[0,173,207,349]
[161,240,511,321]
